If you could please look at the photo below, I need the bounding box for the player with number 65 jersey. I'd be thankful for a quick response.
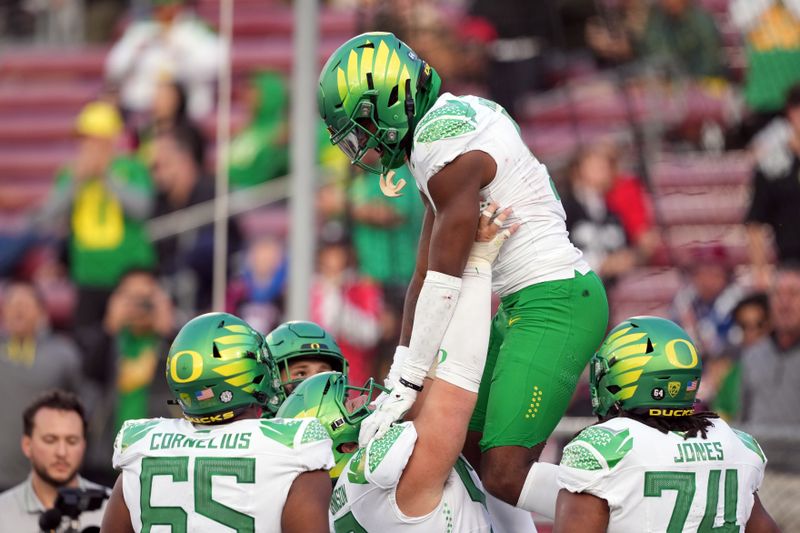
[100,313,335,533]
[554,316,780,533]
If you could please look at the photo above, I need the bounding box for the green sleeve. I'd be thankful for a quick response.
[693,12,725,77]
[111,157,153,192]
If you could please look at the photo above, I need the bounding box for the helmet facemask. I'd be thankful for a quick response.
[277,372,388,481]
[329,98,407,174]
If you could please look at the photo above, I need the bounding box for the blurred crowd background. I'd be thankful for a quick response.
[0,0,799,528]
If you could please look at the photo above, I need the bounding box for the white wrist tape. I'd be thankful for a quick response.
[432,262,492,393]
[516,462,560,519]
[401,271,462,386]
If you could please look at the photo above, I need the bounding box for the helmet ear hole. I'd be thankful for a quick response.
[253,374,264,384]
[387,85,399,107]
[606,385,622,394]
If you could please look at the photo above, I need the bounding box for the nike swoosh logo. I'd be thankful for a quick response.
[508,317,521,326]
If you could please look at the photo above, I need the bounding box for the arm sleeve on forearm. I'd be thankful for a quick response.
[400,271,462,386]
[431,260,492,393]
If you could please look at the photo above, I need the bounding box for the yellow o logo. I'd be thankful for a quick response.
[311,343,320,350]
[665,339,698,369]
[169,350,203,383]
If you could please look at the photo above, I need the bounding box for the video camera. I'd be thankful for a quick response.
[38,487,109,533]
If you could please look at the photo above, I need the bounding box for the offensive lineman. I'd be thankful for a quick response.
[318,32,609,516]
[266,320,348,396]
[100,313,334,533]
[555,316,779,533]
[280,371,493,531]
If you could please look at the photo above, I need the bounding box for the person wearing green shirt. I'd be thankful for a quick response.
[102,269,175,433]
[641,0,725,79]
[228,71,290,189]
[349,164,424,291]
[34,101,156,328]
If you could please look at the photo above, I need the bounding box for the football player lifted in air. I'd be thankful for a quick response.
[100,313,334,533]
[554,316,780,533]
[266,320,349,397]
[318,31,608,523]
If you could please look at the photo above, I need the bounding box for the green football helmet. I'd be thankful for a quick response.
[165,312,284,424]
[318,32,442,173]
[590,316,703,418]
[265,321,348,396]
[277,371,387,480]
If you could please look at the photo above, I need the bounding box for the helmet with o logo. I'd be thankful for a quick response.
[590,316,702,418]
[165,312,283,423]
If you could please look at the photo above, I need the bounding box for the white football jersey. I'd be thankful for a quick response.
[329,422,492,532]
[558,417,767,533]
[113,416,334,533]
[409,93,588,296]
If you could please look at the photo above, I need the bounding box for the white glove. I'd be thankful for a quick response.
[366,345,411,410]
[358,380,418,448]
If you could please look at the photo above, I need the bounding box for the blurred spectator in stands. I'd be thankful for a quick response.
[586,0,649,66]
[0,282,84,490]
[103,269,173,433]
[746,83,800,288]
[25,0,83,44]
[561,146,639,283]
[730,0,800,138]
[641,0,725,79]
[671,245,744,360]
[0,391,108,529]
[31,101,155,357]
[226,236,287,334]
[600,142,660,260]
[741,263,800,425]
[469,0,552,118]
[85,0,127,42]
[151,125,238,311]
[137,77,206,167]
[713,292,771,420]
[105,0,225,120]
[310,234,383,387]
[228,71,290,189]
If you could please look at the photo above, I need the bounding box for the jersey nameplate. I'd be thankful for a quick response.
[673,441,724,463]
[149,431,252,451]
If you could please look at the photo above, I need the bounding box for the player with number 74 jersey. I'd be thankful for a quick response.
[554,317,779,533]
[101,313,335,533]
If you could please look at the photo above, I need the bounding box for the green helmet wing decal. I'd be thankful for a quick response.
[590,316,702,417]
[165,312,284,422]
[318,32,441,173]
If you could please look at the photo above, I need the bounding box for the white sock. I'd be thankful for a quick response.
[516,462,560,519]
[486,492,537,533]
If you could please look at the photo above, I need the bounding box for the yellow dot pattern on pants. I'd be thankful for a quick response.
[525,386,543,419]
